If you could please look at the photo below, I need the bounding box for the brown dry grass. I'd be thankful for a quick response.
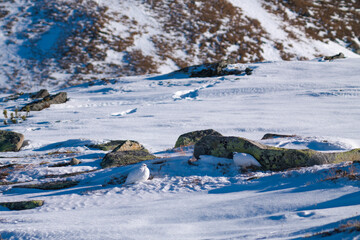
[263,0,360,53]
[310,220,360,237]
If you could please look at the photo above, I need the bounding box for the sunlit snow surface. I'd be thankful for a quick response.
[0,59,360,239]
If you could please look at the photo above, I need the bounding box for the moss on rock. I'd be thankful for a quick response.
[0,130,24,152]
[193,136,360,171]
[89,140,145,152]
[0,200,44,210]
[175,129,222,148]
[101,150,156,168]
[14,180,79,190]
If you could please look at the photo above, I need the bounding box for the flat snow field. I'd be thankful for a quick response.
[0,59,360,239]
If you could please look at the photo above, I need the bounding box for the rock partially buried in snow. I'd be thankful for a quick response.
[88,140,142,151]
[193,136,360,171]
[0,200,44,211]
[324,52,345,61]
[70,158,81,166]
[261,133,297,140]
[20,92,68,111]
[112,140,146,152]
[101,141,156,168]
[233,152,261,169]
[0,130,24,152]
[174,60,253,78]
[30,89,50,99]
[125,163,150,184]
[175,129,222,148]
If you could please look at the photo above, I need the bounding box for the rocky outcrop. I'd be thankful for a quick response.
[193,136,360,171]
[20,92,68,111]
[30,89,50,99]
[174,60,253,78]
[261,133,297,140]
[0,130,24,152]
[100,140,155,168]
[0,200,44,210]
[175,129,223,148]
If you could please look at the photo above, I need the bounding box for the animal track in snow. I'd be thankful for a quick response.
[173,89,199,100]
[172,81,219,101]
[111,108,137,116]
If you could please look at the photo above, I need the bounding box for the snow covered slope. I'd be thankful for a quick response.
[0,0,359,92]
[0,58,360,239]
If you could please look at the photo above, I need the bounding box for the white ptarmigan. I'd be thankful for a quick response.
[125,163,150,184]
[233,152,261,169]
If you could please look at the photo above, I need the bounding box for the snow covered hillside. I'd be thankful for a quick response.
[0,0,359,92]
[0,58,360,239]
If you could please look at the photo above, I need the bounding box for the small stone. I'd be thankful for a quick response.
[70,158,81,165]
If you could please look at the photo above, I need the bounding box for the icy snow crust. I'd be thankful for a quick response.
[0,59,360,239]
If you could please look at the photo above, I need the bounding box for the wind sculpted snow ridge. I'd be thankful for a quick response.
[0,0,359,92]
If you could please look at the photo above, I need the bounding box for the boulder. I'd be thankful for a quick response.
[261,133,297,140]
[88,140,129,151]
[174,60,253,78]
[0,130,24,152]
[193,136,360,171]
[100,140,155,168]
[324,52,345,61]
[89,140,145,152]
[101,150,156,168]
[175,129,223,148]
[0,200,44,210]
[20,92,68,111]
[30,89,50,99]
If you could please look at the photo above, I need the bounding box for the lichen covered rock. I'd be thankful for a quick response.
[89,140,145,152]
[21,92,68,111]
[101,150,156,168]
[0,200,44,210]
[174,60,253,78]
[193,136,360,171]
[324,52,345,61]
[175,129,222,148]
[0,130,24,152]
[261,133,297,140]
[30,89,50,99]
[100,140,155,168]
[14,180,79,190]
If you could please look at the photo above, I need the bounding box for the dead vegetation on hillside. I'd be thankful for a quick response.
[0,0,359,92]
[145,0,266,66]
[263,0,360,54]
